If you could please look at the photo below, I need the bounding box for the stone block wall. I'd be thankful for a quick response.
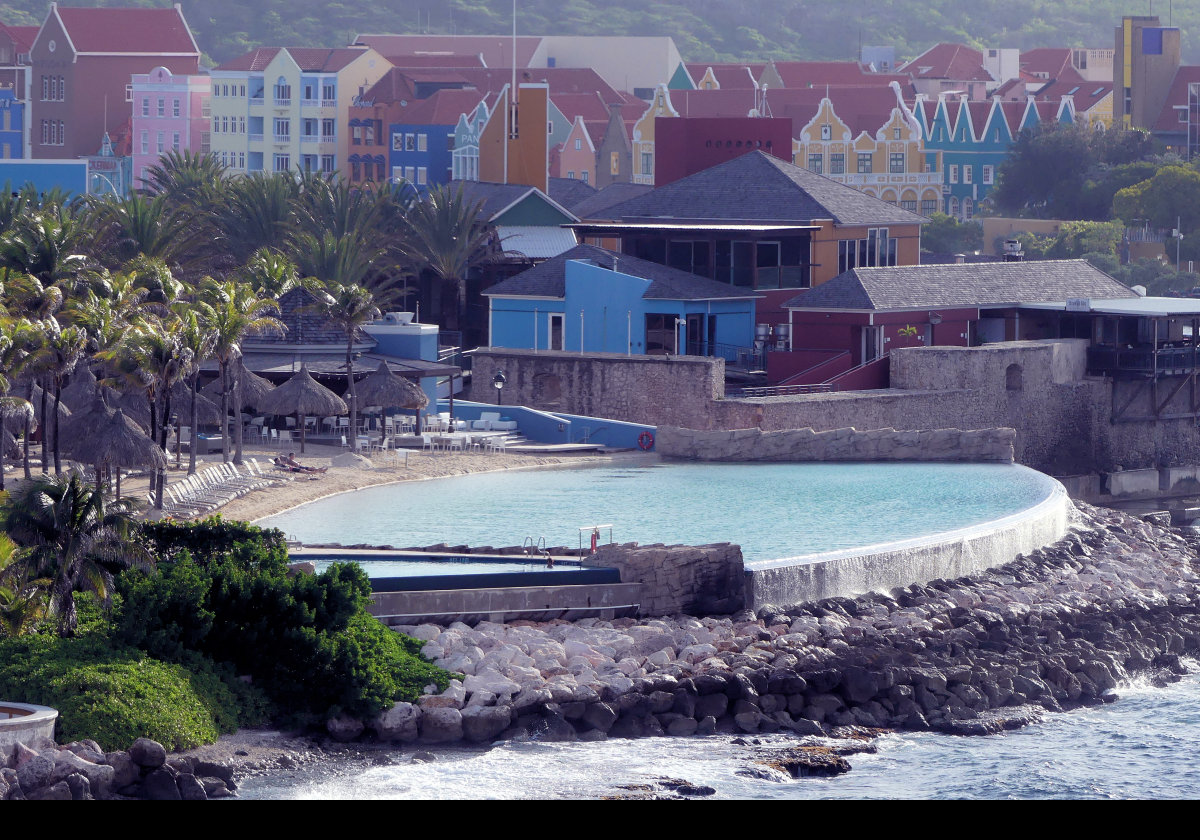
[656,426,1016,463]
[589,542,745,617]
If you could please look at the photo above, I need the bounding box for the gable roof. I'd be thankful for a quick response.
[0,23,38,54]
[784,260,1136,311]
[1153,66,1200,131]
[484,243,759,300]
[1019,48,1082,82]
[392,88,489,126]
[49,5,198,55]
[601,150,926,227]
[547,176,597,209]
[215,46,371,73]
[900,43,991,82]
[454,181,577,224]
[768,60,912,91]
[685,63,764,89]
[569,182,653,219]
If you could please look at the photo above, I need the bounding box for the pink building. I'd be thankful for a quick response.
[130,65,210,189]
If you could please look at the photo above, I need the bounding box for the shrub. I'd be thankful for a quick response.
[117,531,454,723]
[0,633,267,750]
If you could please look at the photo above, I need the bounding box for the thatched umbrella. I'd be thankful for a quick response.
[254,364,347,454]
[202,359,276,412]
[167,381,221,468]
[354,361,429,436]
[58,397,166,500]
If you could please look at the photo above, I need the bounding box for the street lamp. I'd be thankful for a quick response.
[492,370,507,405]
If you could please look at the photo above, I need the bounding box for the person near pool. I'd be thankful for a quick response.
[280,452,327,473]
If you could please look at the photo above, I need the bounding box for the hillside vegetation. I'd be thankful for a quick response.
[1,0,1197,69]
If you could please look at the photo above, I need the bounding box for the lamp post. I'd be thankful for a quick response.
[492,370,507,406]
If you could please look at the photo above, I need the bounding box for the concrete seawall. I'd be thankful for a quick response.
[745,477,1072,608]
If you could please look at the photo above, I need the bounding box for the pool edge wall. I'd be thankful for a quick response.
[744,480,1072,609]
[0,703,58,759]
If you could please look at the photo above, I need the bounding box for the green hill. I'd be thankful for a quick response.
[3,0,1197,70]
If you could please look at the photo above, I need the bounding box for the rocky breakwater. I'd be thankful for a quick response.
[358,502,1200,748]
[1,736,237,800]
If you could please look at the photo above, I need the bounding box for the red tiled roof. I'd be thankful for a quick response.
[998,100,1029,135]
[380,53,485,68]
[451,67,622,103]
[214,47,281,72]
[393,88,489,125]
[355,34,542,68]
[1019,48,1082,82]
[901,43,991,82]
[769,60,911,91]
[1153,66,1200,131]
[551,91,611,122]
[1036,78,1112,112]
[0,23,38,54]
[51,6,198,55]
[966,101,990,134]
[672,85,908,139]
[684,63,765,89]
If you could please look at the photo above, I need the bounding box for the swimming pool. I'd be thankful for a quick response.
[263,461,1061,565]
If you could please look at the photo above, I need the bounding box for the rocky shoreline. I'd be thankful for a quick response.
[352,501,1200,748]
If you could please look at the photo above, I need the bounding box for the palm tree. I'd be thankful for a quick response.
[0,207,96,296]
[397,183,493,333]
[175,307,216,475]
[212,172,300,265]
[86,193,200,271]
[237,247,301,298]
[0,317,36,492]
[199,279,285,463]
[1,472,148,637]
[139,149,226,205]
[35,321,87,474]
[304,280,392,450]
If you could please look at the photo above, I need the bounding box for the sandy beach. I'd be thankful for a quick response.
[157,442,627,524]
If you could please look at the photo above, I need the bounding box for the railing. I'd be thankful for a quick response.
[1088,345,1200,376]
[825,353,890,390]
[685,340,764,370]
[248,133,264,143]
[776,350,851,387]
[273,97,291,106]
[272,134,290,144]
[320,99,337,108]
[300,98,319,107]
[735,383,835,397]
[300,135,319,143]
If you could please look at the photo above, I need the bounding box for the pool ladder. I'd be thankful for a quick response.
[523,536,548,560]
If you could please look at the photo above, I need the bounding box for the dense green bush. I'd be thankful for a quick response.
[0,633,268,750]
[139,516,289,570]
[117,522,453,723]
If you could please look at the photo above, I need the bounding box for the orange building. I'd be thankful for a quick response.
[478,82,549,192]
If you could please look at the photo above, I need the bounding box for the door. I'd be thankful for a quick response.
[548,313,563,351]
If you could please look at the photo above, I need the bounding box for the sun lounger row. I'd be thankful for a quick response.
[156,458,288,517]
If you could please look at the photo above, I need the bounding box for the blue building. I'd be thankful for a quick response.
[484,244,759,357]
[0,88,23,159]
[915,94,1074,220]
[0,158,87,196]
[385,88,490,190]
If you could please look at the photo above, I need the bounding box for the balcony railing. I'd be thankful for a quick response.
[301,134,319,144]
[1088,345,1200,377]
[273,97,291,106]
[300,98,319,107]
[248,133,264,142]
[273,134,290,144]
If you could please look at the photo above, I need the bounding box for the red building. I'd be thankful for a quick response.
[653,116,792,186]
[30,4,200,160]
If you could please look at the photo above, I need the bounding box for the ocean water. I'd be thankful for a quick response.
[240,669,1200,800]
[263,461,1056,564]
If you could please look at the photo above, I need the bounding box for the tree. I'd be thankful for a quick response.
[87,193,201,271]
[920,212,983,255]
[1113,166,1200,235]
[991,123,1094,219]
[1,472,149,637]
[199,279,285,464]
[398,183,492,332]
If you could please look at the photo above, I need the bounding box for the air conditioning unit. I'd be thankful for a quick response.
[383,312,415,325]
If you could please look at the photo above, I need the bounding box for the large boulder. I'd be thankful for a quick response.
[326,714,365,742]
[128,738,167,770]
[139,767,181,801]
[103,751,141,794]
[419,707,463,743]
[51,750,114,799]
[371,702,422,742]
[16,754,54,793]
[460,705,512,743]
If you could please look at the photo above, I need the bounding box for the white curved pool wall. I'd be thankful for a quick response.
[744,477,1072,608]
[0,703,57,758]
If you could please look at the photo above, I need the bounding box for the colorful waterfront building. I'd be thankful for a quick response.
[209,45,388,176]
[130,66,210,189]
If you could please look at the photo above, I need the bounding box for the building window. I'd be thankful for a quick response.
[200,132,210,154]
[303,118,317,138]
[641,151,652,176]
[921,198,938,216]
[140,130,149,154]
[142,98,149,117]
[417,166,427,185]
[365,123,376,145]
[963,165,973,184]
[574,138,582,151]
[889,152,905,173]
[807,153,823,174]
[417,133,427,152]
[352,124,363,145]
[157,97,165,117]
[274,80,291,104]
[838,228,894,273]
[567,171,575,179]
[949,164,959,184]
[173,99,180,118]
[322,82,336,102]
[156,131,164,153]
[273,153,290,172]
[392,166,403,183]
[172,132,181,151]
[582,170,589,184]
[982,165,994,185]
[40,75,47,100]
[901,199,918,211]
[273,118,290,141]
[321,119,335,139]
[857,152,872,173]
[125,84,133,103]
[320,154,334,172]
[830,153,845,175]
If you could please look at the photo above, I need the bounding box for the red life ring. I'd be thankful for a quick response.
[637,431,655,451]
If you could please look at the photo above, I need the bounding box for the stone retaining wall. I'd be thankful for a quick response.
[587,543,745,617]
[655,425,1016,463]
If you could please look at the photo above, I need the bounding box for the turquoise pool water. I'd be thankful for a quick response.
[263,461,1059,565]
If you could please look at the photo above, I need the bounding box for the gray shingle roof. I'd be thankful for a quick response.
[452,181,576,223]
[569,182,654,219]
[547,177,597,210]
[483,244,760,301]
[600,151,926,227]
[783,259,1138,311]
[244,288,374,348]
